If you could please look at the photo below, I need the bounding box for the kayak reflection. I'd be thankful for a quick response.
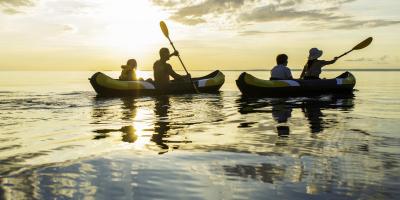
[238,94,354,135]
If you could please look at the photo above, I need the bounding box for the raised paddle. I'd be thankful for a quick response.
[336,37,373,59]
[160,21,199,93]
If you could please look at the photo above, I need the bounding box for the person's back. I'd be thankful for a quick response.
[153,48,188,90]
[300,48,337,79]
[153,60,173,88]
[270,54,293,80]
[303,60,332,79]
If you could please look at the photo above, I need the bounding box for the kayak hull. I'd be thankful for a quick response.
[236,71,356,97]
[90,70,225,96]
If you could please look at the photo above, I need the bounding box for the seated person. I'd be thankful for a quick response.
[119,59,139,81]
[153,48,190,90]
[300,48,338,80]
[270,54,293,80]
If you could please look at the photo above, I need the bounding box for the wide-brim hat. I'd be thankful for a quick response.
[308,48,323,60]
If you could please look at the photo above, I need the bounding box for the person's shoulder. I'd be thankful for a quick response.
[284,66,291,70]
[165,63,173,69]
[153,60,162,69]
[271,65,279,70]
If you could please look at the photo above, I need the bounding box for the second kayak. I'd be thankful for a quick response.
[236,71,356,97]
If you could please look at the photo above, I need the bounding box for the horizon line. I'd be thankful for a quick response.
[1,68,400,72]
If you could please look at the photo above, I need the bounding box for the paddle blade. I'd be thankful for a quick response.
[160,21,169,38]
[353,37,373,50]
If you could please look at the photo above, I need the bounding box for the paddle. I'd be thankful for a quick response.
[160,21,199,93]
[336,37,373,59]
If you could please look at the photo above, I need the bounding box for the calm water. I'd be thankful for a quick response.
[0,70,399,199]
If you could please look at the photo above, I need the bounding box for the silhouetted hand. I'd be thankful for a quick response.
[334,57,339,61]
[171,50,179,57]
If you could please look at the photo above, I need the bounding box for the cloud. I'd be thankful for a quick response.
[239,4,349,22]
[332,19,400,29]
[238,30,307,36]
[345,57,374,62]
[152,0,256,25]
[151,0,184,7]
[0,0,34,7]
[2,7,21,14]
[152,0,400,33]
[345,55,390,64]
[0,0,35,14]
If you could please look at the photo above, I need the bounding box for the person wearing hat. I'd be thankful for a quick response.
[119,59,140,81]
[300,48,338,79]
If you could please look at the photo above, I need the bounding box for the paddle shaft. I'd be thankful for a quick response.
[337,49,353,59]
[167,38,190,74]
[166,37,199,93]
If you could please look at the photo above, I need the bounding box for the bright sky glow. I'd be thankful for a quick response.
[0,0,399,70]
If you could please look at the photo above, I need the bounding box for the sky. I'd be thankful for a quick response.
[0,0,399,71]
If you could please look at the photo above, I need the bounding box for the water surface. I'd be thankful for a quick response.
[0,70,399,199]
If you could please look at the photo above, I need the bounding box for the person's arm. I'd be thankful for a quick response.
[320,57,338,66]
[167,64,184,80]
[300,65,307,79]
[286,68,293,79]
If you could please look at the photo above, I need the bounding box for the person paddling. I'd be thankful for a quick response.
[153,48,191,90]
[300,48,338,79]
[270,54,293,80]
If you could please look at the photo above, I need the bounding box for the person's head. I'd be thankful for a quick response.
[276,54,288,66]
[159,47,170,61]
[308,48,323,60]
[121,59,137,70]
[126,59,137,68]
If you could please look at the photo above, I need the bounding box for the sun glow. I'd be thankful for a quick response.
[94,0,168,56]
[130,108,153,150]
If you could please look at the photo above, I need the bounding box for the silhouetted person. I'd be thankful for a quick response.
[153,48,191,91]
[270,54,293,80]
[119,59,140,81]
[300,48,338,79]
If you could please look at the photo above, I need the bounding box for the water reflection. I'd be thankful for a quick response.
[272,102,292,137]
[91,97,145,145]
[152,96,171,152]
[238,94,354,135]
[92,126,138,143]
